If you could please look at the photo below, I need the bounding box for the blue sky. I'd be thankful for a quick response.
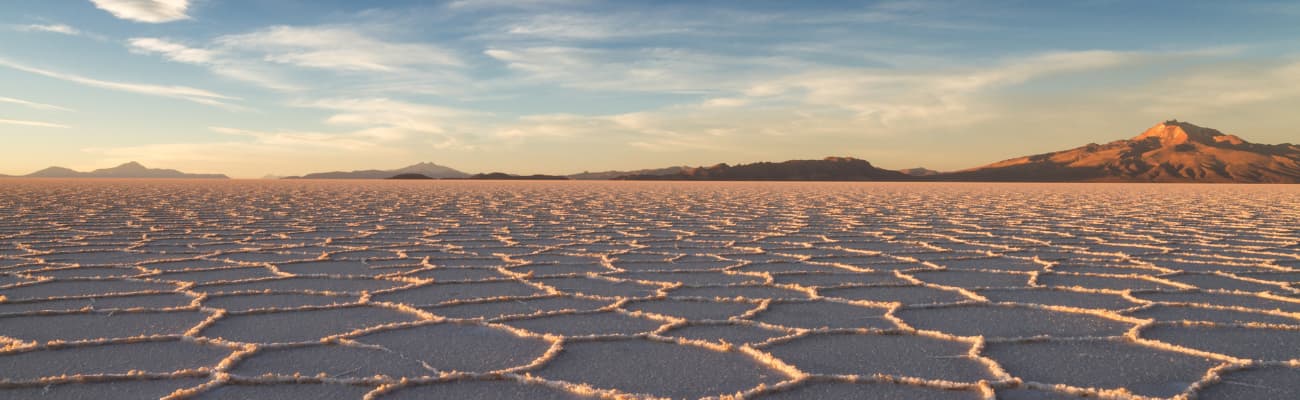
[2,0,1299,177]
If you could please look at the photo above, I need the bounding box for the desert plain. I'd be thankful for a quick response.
[0,180,1298,399]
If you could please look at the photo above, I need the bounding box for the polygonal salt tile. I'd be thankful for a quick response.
[533,338,787,398]
[425,296,610,320]
[0,279,178,301]
[1196,366,1300,399]
[510,263,612,276]
[202,293,355,312]
[976,288,1138,310]
[994,387,1087,399]
[752,381,983,399]
[662,323,792,345]
[193,383,374,399]
[1037,274,1179,291]
[1126,305,1300,325]
[404,267,505,281]
[1162,273,1289,293]
[770,273,907,287]
[230,344,431,378]
[38,251,181,266]
[274,260,410,277]
[763,332,993,382]
[612,271,764,286]
[819,285,972,305]
[929,257,1046,272]
[141,259,240,272]
[533,276,661,298]
[908,270,1033,289]
[614,261,737,272]
[1141,324,1300,361]
[0,340,234,381]
[622,298,757,320]
[738,262,852,274]
[376,380,597,400]
[351,322,553,372]
[982,339,1218,398]
[0,293,194,314]
[895,304,1132,339]
[25,267,143,279]
[217,252,319,264]
[752,301,894,330]
[1132,291,1300,313]
[153,266,279,283]
[0,377,210,400]
[198,305,420,344]
[194,277,408,294]
[667,285,810,300]
[0,310,211,342]
[371,281,545,306]
[501,311,665,336]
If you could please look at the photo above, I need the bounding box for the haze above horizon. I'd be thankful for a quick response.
[2,0,1299,178]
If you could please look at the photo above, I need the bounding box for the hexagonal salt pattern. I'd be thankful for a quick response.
[1,180,1298,399]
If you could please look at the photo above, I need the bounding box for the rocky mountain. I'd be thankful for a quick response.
[286,162,469,179]
[617,156,908,181]
[941,121,1300,183]
[569,166,687,180]
[22,162,228,179]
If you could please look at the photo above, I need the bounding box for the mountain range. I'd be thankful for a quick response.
[4,121,1295,183]
[617,157,907,181]
[282,162,469,179]
[941,120,1300,183]
[11,162,228,179]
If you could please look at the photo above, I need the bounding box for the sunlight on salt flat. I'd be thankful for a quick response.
[0,180,1298,399]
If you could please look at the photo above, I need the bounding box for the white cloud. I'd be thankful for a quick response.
[216,26,462,72]
[0,96,73,111]
[13,24,81,35]
[128,37,214,63]
[0,57,240,109]
[90,0,190,23]
[0,118,70,128]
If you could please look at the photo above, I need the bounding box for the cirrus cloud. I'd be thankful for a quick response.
[90,0,191,23]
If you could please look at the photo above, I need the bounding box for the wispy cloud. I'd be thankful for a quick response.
[215,26,462,72]
[0,96,73,111]
[128,37,214,63]
[0,57,241,109]
[90,0,191,23]
[12,23,80,35]
[0,118,70,128]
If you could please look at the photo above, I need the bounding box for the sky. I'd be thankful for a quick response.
[2,0,1299,178]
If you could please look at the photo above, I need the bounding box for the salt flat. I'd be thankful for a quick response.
[1,180,1298,399]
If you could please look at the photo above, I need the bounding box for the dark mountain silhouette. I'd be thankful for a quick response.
[22,162,228,179]
[468,172,570,180]
[387,173,435,180]
[900,167,941,176]
[617,156,908,181]
[938,120,1300,183]
[569,166,687,180]
[286,162,468,179]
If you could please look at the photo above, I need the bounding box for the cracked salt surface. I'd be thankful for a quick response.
[1,180,1299,399]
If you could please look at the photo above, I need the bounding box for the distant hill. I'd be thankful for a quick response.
[286,162,468,179]
[387,173,435,180]
[617,157,908,181]
[569,166,687,180]
[469,172,570,180]
[899,167,941,176]
[938,121,1300,183]
[21,162,228,179]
